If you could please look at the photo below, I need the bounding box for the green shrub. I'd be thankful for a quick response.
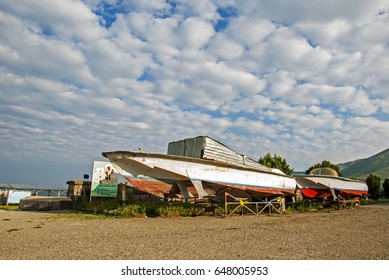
[105,203,147,218]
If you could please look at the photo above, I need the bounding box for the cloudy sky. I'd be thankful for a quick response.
[1,0,388,187]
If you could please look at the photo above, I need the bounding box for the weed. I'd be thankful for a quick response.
[6,228,20,233]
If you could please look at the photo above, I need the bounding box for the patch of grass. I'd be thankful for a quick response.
[0,205,19,211]
[51,212,108,220]
[2,218,11,221]
[361,197,389,205]
[33,224,43,229]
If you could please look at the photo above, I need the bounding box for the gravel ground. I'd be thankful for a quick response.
[1,205,388,260]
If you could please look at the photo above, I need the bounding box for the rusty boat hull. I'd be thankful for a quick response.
[295,174,368,200]
[102,151,296,201]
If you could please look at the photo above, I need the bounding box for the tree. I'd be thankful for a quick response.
[258,153,294,175]
[305,160,342,176]
[383,178,389,199]
[366,174,381,200]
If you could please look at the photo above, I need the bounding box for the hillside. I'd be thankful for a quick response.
[338,148,389,180]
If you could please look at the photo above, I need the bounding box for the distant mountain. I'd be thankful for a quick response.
[338,148,389,181]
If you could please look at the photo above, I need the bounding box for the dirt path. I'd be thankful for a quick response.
[1,205,388,260]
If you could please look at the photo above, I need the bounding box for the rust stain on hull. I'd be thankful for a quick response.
[126,177,293,200]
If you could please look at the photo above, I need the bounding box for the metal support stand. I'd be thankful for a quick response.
[224,192,283,217]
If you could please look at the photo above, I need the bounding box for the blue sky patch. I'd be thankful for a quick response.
[137,68,152,82]
[214,6,238,31]
[94,1,122,28]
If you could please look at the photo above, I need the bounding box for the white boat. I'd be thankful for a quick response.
[103,136,296,201]
[295,167,368,200]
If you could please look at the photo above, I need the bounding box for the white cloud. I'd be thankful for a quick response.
[0,0,106,41]
[225,16,276,46]
[174,0,218,20]
[207,33,244,60]
[295,20,352,49]
[267,71,297,97]
[221,95,272,114]
[121,12,179,46]
[248,27,332,75]
[339,89,378,116]
[0,12,93,82]
[178,17,215,50]
[196,61,267,95]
